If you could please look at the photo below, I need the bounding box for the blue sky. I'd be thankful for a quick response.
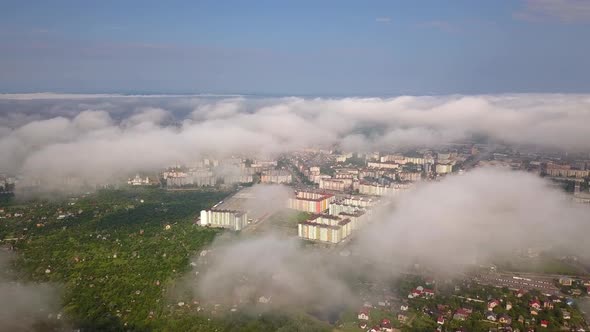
[1,0,589,95]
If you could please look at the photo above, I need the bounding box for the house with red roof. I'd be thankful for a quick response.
[530,299,542,310]
[487,299,500,310]
[380,318,393,332]
[408,288,423,298]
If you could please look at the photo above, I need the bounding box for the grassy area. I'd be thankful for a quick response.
[266,209,311,226]
[251,209,311,236]
[8,188,228,330]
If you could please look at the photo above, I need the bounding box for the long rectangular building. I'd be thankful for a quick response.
[319,178,351,191]
[359,182,411,196]
[287,191,335,213]
[297,214,351,244]
[261,170,292,184]
[199,209,248,231]
[368,161,400,169]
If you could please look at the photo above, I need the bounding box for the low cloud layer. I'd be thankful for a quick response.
[193,235,355,309]
[356,168,590,271]
[0,251,61,331]
[1,94,590,191]
[189,169,590,310]
[516,0,590,23]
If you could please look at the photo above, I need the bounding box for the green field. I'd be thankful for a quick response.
[1,188,329,331]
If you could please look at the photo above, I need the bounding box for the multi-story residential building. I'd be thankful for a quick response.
[334,168,360,178]
[398,171,422,182]
[260,170,292,184]
[368,161,400,169]
[338,210,367,231]
[435,162,454,174]
[288,191,335,213]
[329,202,363,216]
[319,178,352,191]
[380,154,405,163]
[546,168,590,178]
[360,168,387,179]
[342,195,376,208]
[252,160,277,167]
[297,214,351,244]
[403,156,435,165]
[199,209,248,231]
[222,174,254,184]
[359,182,411,196]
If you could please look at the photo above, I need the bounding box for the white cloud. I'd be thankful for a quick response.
[188,169,590,309]
[515,0,590,23]
[1,94,590,192]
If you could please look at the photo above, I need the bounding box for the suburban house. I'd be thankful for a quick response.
[488,299,500,310]
[499,314,512,325]
[453,308,471,321]
[485,311,497,321]
[380,318,393,332]
[358,308,370,321]
[530,299,542,310]
[559,277,574,286]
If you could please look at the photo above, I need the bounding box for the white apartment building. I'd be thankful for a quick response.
[199,209,248,231]
[261,170,292,184]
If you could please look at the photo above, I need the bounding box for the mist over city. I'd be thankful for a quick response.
[1,1,590,332]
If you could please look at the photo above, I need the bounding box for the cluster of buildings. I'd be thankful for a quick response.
[126,174,156,186]
[545,163,590,178]
[159,157,301,188]
[162,158,287,188]
[287,148,473,199]
[370,152,461,176]
[291,191,376,244]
